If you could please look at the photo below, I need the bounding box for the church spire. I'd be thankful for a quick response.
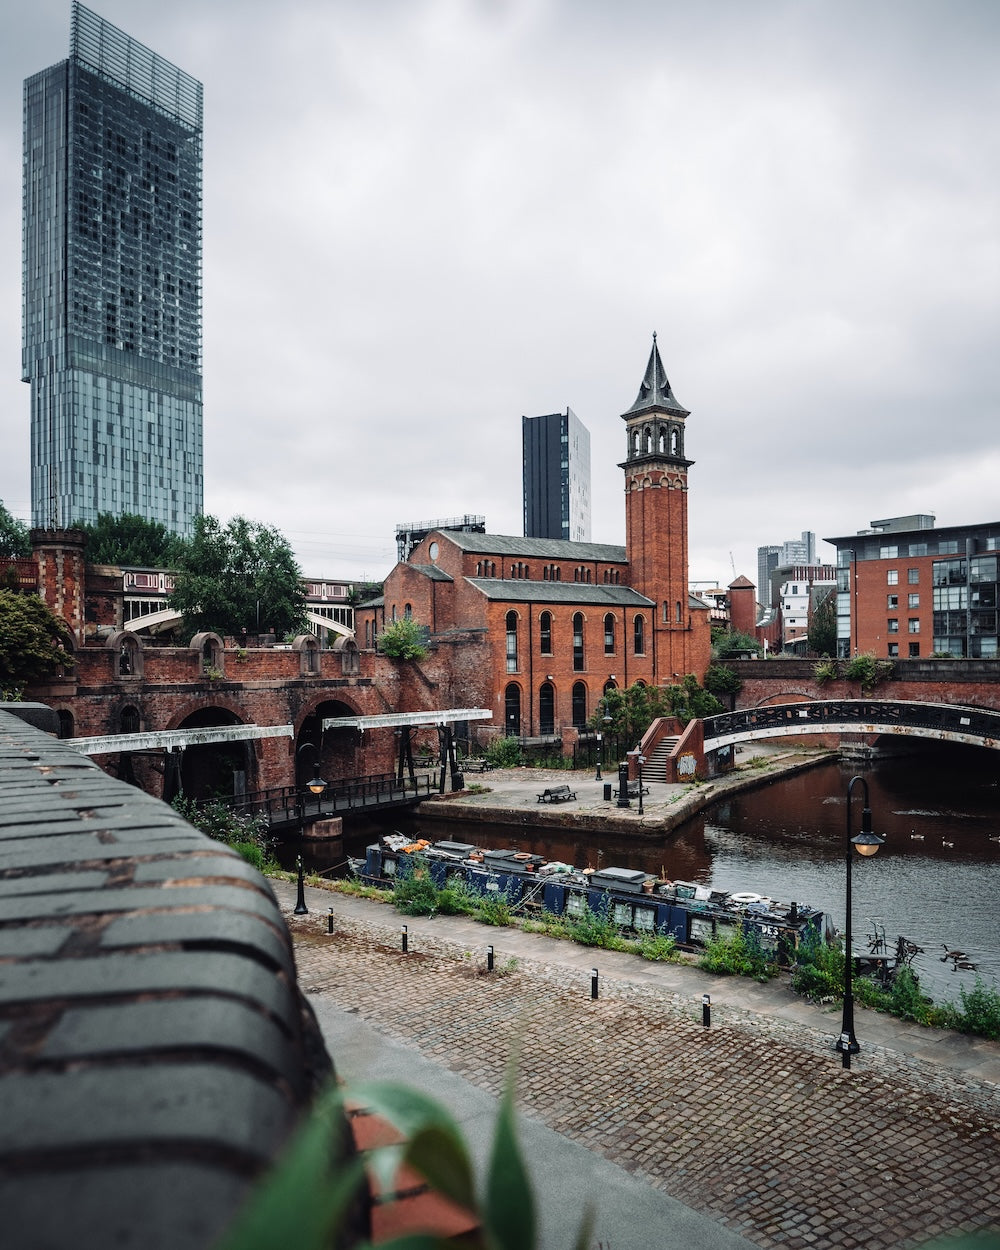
[622,332,689,418]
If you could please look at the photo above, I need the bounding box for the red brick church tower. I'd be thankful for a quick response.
[621,335,710,680]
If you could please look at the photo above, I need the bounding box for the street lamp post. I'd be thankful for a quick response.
[296,740,328,825]
[836,775,885,1069]
[636,752,646,815]
[595,732,603,782]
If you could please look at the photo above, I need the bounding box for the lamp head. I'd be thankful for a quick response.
[307,774,327,796]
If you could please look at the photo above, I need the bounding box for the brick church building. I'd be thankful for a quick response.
[355,337,711,743]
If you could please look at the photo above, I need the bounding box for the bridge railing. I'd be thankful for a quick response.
[703,699,1000,743]
[230,772,435,825]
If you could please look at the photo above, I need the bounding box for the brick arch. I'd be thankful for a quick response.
[296,697,364,785]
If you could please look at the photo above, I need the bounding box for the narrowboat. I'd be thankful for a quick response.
[357,835,830,966]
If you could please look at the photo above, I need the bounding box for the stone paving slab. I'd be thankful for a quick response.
[277,882,1000,1250]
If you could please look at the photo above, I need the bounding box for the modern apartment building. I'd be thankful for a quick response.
[23,3,203,533]
[522,408,591,542]
[826,515,1000,659]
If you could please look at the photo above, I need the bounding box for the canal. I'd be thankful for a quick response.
[298,742,1000,1004]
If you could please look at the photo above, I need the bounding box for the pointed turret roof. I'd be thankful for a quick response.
[622,333,689,418]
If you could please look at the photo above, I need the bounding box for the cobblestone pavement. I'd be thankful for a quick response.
[283,891,1000,1250]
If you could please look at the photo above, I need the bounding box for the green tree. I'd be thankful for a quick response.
[806,588,837,656]
[589,682,673,743]
[169,515,306,640]
[75,512,186,567]
[704,662,743,708]
[378,617,429,660]
[663,673,724,724]
[0,500,31,560]
[711,626,762,658]
[0,589,75,697]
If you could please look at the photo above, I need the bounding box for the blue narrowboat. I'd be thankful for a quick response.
[359,837,828,965]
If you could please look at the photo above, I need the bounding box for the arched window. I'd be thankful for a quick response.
[671,427,681,456]
[572,682,587,729]
[404,603,412,619]
[120,705,140,734]
[57,709,74,739]
[476,561,482,576]
[573,612,584,672]
[676,600,683,624]
[539,682,555,736]
[604,613,615,654]
[633,614,645,655]
[539,611,552,655]
[505,684,521,736]
[506,611,519,673]
[658,425,667,454]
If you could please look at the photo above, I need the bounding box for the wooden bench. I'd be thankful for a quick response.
[537,784,576,803]
[462,759,494,774]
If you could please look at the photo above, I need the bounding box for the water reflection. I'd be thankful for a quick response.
[295,743,1000,1005]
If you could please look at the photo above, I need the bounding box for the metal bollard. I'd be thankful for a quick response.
[401,924,408,954]
[293,856,308,915]
[591,968,599,1000]
[327,906,334,935]
[487,944,494,972]
[702,993,711,1028]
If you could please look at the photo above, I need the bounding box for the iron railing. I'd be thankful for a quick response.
[229,772,435,828]
[703,699,1000,743]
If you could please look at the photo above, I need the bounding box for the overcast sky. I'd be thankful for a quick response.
[2,1,997,586]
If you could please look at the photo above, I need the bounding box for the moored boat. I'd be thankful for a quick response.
[357,835,829,966]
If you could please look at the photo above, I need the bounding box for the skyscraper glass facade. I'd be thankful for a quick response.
[23,3,203,533]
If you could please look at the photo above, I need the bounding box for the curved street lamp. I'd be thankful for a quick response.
[837,775,885,1069]
[296,740,328,804]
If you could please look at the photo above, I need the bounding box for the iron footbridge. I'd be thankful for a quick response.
[231,773,438,833]
[703,700,1000,752]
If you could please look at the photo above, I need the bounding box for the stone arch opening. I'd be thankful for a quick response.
[298,699,361,786]
[174,706,248,801]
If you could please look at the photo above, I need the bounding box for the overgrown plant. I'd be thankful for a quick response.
[378,617,429,661]
[813,658,839,685]
[843,652,894,693]
[699,928,777,982]
[171,796,277,870]
[485,735,523,769]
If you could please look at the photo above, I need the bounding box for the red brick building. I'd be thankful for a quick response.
[826,515,1000,660]
[355,337,711,742]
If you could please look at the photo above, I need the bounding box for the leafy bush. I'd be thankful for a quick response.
[813,658,839,685]
[843,652,894,692]
[437,877,477,916]
[699,929,776,981]
[704,663,743,698]
[485,736,523,768]
[378,617,429,660]
[171,797,276,870]
[392,867,440,916]
[957,977,1000,1040]
[638,930,678,962]
[475,889,513,926]
[563,901,619,948]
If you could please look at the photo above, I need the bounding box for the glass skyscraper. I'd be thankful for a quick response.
[23,3,203,533]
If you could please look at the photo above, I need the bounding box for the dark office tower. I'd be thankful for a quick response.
[522,408,591,542]
[23,3,203,533]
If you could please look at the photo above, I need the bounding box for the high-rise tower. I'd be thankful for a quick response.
[23,3,203,533]
[522,408,591,542]
[621,334,709,675]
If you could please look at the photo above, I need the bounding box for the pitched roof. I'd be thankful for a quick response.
[434,531,627,562]
[468,579,653,607]
[622,333,689,419]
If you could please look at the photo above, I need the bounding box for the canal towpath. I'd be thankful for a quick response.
[275,877,1000,1250]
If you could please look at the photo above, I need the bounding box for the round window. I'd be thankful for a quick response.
[429,542,439,561]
